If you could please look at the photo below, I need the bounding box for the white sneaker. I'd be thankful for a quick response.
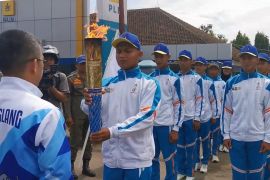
[177,174,186,180]
[194,163,200,171]
[186,176,195,180]
[200,155,204,160]
[219,145,224,152]
[223,146,229,153]
[200,164,208,173]
[212,155,220,163]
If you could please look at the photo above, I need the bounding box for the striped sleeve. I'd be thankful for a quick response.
[221,81,233,140]
[195,77,203,121]
[209,82,218,118]
[264,82,270,143]
[109,79,161,138]
[36,108,72,179]
[172,78,184,131]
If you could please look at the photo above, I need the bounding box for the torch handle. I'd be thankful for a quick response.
[88,88,102,133]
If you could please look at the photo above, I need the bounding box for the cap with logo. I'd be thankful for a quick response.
[178,50,192,60]
[222,60,232,69]
[112,32,141,50]
[240,44,258,57]
[195,57,208,65]
[153,43,170,55]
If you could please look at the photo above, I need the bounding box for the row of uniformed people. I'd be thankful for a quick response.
[150,43,270,180]
[2,29,270,180]
[149,43,227,180]
[79,38,230,180]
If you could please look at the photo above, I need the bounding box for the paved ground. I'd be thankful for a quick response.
[74,144,232,180]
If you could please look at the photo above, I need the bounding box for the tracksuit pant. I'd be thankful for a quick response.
[103,165,152,180]
[229,139,266,180]
[264,153,270,180]
[152,126,176,180]
[195,121,211,165]
[211,118,221,156]
[176,119,197,177]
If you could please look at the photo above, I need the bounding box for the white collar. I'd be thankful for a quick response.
[0,77,43,97]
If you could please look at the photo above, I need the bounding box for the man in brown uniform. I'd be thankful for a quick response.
[67,55,95,179]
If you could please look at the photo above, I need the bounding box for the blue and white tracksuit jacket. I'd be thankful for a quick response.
[221,71,270,142]
[194,75,217,165]
[221,72,270,178]
[208,76,225,156]
[150,67,183,131]
[0,77,72,179]
[81,67,161,169]
[200,75,218,122]
[150,67,183,180]
[211,76,226,119]
[176,70,203,177]
[179,71,203,122]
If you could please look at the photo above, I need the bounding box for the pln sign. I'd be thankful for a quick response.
[97,0,127,24]
[96,0,127,72]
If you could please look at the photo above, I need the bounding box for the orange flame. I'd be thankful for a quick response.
[85,23,110,39]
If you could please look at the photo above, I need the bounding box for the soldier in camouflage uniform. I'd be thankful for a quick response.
[67,55,95,179]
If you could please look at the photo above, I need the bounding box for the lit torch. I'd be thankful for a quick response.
[84,17,109,133]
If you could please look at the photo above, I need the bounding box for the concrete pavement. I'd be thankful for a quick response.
[74,144,232,180]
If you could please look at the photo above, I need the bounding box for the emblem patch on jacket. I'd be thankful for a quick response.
[131,83,138,94]
[104,87,113,93]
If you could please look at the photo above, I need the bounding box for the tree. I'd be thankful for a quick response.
[232,31,250,48]
[217,34,228,43]
[199,24,228,43]
[255,32,269,53]
[200,24,215,37]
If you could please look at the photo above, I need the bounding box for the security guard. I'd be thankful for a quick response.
[67,55,95,179]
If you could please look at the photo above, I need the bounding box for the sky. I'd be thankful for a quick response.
[91,0,270,44]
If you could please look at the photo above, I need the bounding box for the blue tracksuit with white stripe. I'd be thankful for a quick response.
[81,67,161,180]
[211,76,226,156]
[221,71,270,179]
[0,77,72,179]
[150,67,183,180]
[176,70,203,177]
[263,74,270,180]
[195,75,217,165]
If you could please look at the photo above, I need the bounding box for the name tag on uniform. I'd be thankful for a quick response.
[232,86,241,91]
[104,87,113,93]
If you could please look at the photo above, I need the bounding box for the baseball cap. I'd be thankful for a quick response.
[240,44,258,57]
[208,61,220,69]
[153,43,169,55]
[112,32,141,50]
[178,50,192,60]
[258,53,269,62]
[76,55,86,64]
[195,57,208,65]
[222,60,232,69]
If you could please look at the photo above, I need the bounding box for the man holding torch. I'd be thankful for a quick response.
[81,32,161,180]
